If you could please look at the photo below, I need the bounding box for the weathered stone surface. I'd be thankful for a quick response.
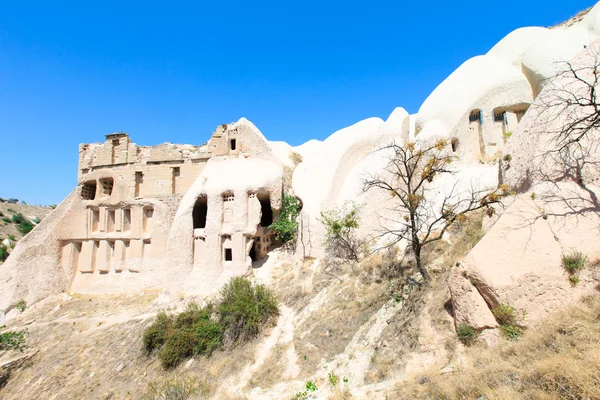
[449,266,498,330]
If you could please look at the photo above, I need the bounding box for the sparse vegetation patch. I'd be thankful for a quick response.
[15,299,26,312]
[0,244,8,262]
[562,251,587,274]
[394,296,600,399]
[491,303,525,340]
[11,213,25,224]
[17,220,34,235]
[319,201,362,261]
[456,324,477,346]
[0,329,28,352]
[269,195,301,242]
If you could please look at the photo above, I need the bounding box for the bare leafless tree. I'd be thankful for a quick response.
[363,139,510,283]
[535,43,600,197]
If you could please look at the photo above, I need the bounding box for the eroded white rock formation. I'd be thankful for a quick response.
[3,2,600,331]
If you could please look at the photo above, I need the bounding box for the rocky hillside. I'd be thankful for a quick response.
[0,218,483,399]
[1,216,598,399]
[0,201,54,262]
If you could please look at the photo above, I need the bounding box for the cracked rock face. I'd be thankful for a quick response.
[449,42,600,338]
[449,266,498,330]
[450,181,600,333]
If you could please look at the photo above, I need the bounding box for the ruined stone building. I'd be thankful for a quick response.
[3,119,283,299]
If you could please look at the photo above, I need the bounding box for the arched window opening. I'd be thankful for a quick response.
[257,192,272,227]
[469,110,482,123]
[451,137,459,152]
[193,196,208,229]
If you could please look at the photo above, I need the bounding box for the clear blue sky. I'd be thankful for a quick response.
[0,0,596,205]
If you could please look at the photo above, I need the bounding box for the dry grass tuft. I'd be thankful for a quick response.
[394,296,600,400]
[551,7,592,29]
[294,277,388,378]
[250,344,286,389]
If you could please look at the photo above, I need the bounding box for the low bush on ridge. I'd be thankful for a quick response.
[143,277,279,369]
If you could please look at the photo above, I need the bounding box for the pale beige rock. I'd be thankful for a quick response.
[478,329,501,347]
[448,266,498,330]
[451,40,600,331]
[454,182,600,326]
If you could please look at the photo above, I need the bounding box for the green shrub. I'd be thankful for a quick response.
[17,220,34,235]
[159,330,198,369]
[456,324,477,346]
[328,371,339,387]
[218,277,279,346]
[499,324,524,340]
[269,195,301,242]
[6,208,15,213]
[492,303,519,326]
[11,213,25,224]
[143,311,172,355]
[175,302,222,355]
[15,299,26,312]
[562,251,587,275]
[7,235,15,241]
[569,275,581,287]
[32,217,41,224]
[292,381,319,400]
[143,278,278,369]
[143,303,222,369]
[2,217,11,224]
[319,201,362,261]
[0,245,8,262]
[492,303,525,340]
[0,329,28,352]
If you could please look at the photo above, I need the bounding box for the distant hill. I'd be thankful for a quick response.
[0,201,54,262]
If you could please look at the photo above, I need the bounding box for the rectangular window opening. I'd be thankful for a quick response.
[172,167,180,194]
[135,172,144,197]
[193,196,207,229]
[224,248,233,261]
[143,207,154,233]
[81,181,97,200]
[99,178,114,197]
[107,209,116,232]
[91,208,100,232]
[230,139,237,151]
[123,208,131,232]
